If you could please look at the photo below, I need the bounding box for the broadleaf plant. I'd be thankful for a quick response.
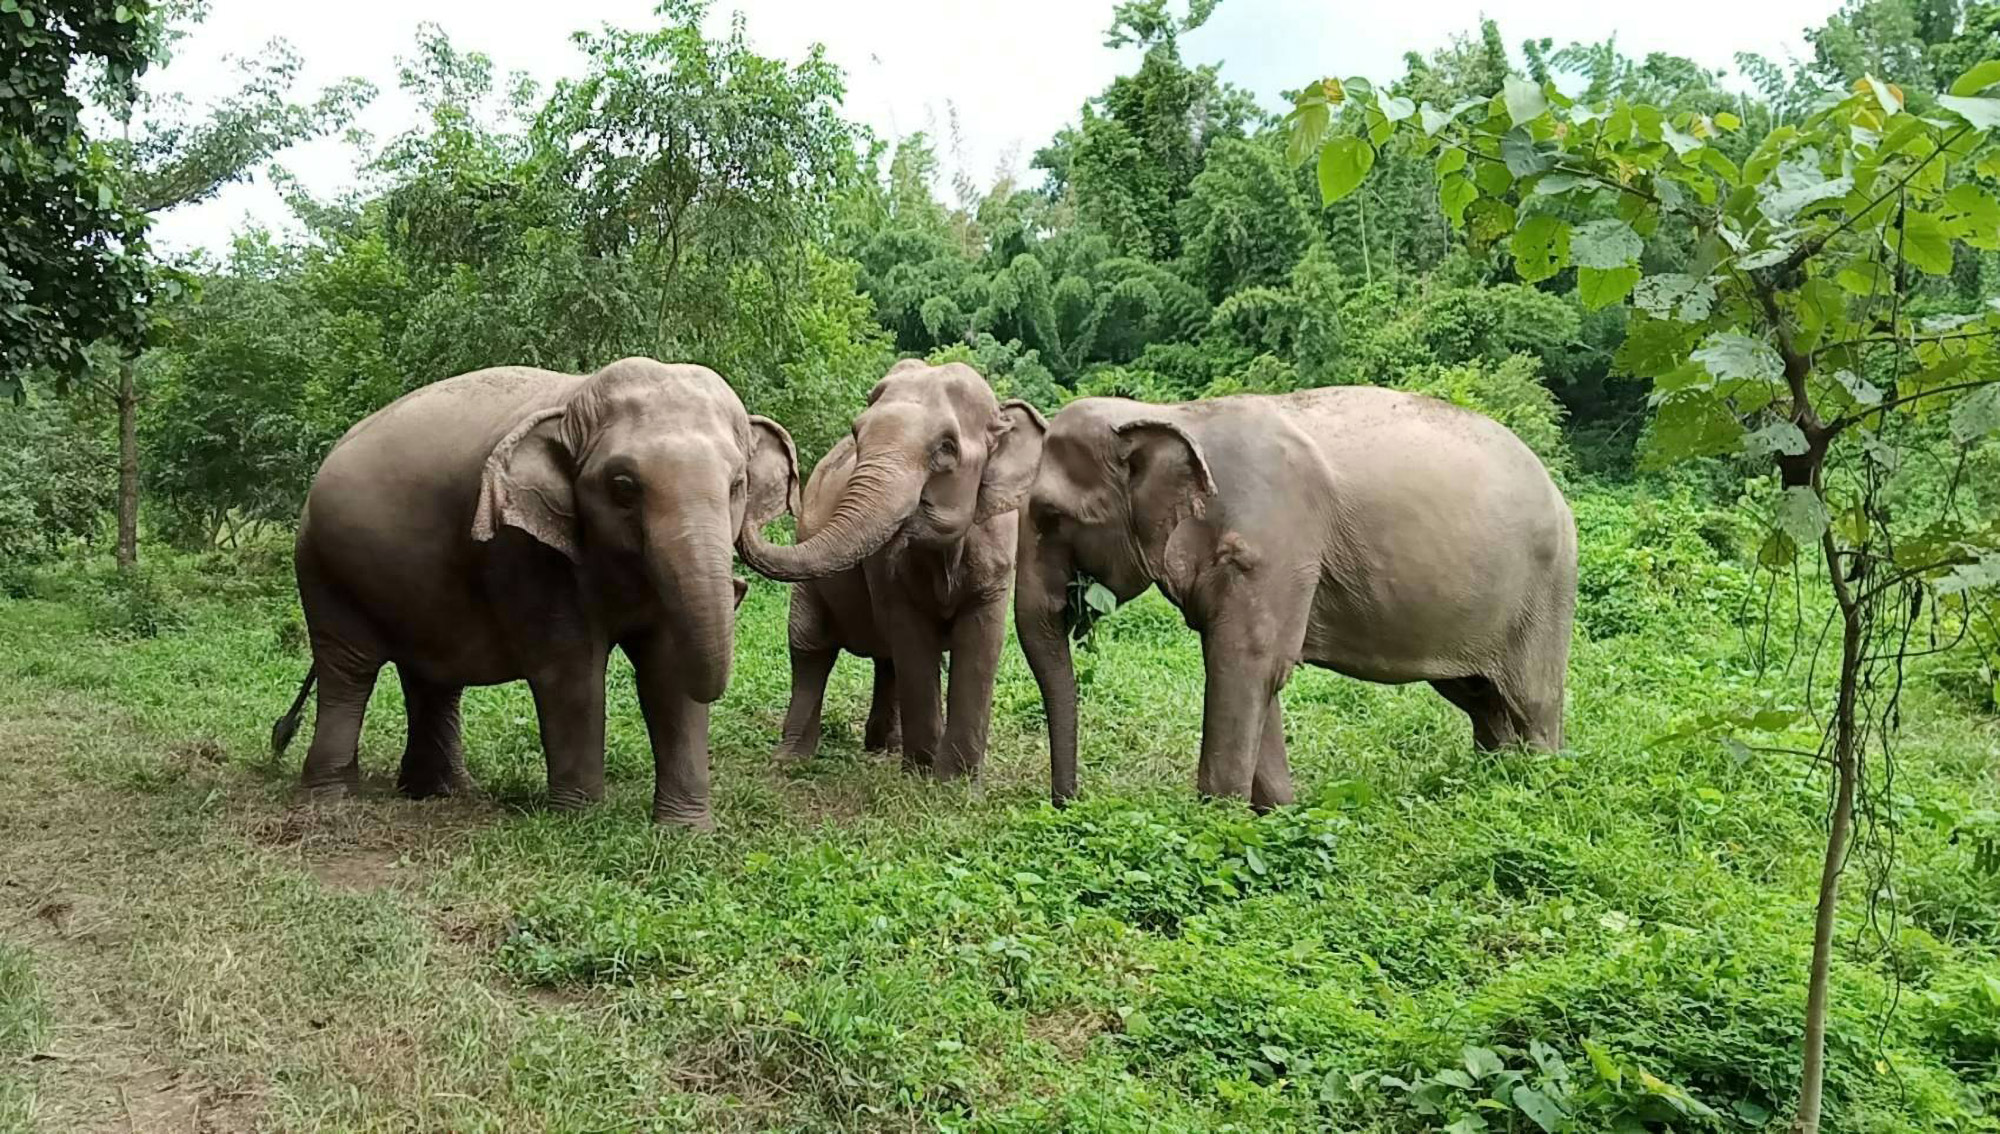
[1290,58,2000,1134]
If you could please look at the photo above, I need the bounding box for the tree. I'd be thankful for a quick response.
[88,17,369,569]
[0,0,156,394]
[1292,54,2000,1134]
[538,0,854,364]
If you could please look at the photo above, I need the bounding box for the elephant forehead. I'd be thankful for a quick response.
[870,362,998,420]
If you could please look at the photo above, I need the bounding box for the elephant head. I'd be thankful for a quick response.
[472,358,799,703]
[737,360,1046,581]
[1012,398,1216,805]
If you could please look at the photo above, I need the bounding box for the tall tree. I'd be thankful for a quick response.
[0,0,156,395]
[90,17,370,569]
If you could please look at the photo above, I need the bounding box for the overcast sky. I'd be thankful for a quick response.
[148,0,1840,254]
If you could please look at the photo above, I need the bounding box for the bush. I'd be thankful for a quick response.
[1571,485,1758,640]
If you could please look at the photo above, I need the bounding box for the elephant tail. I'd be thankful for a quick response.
[271,665,317,757]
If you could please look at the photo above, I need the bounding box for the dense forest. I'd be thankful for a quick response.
[4,0,2000,1131]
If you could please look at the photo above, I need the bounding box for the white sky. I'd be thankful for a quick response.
[149,0,1840,254]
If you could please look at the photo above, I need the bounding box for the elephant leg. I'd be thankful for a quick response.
[1250,694,1294,812]
[889,609,946,776]
[775,647,836,762]
[628,637,713,830]
[864,658,900,753]
[938,595,1008,780]
[526,653,608,810]
[1498,616,1572,752]
[1431,676,1519,752]
[300,661,379,797]
[396,670,468,799]
[1195,622,1283,803]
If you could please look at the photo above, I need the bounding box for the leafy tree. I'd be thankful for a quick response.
[1291,53,2000,1134]
[0,0,156,393]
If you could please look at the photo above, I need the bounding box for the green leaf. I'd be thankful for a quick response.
[1464,1046,1504,1081]
[1950,59,2000,96]
[1581,1039,1622,1089]
[1935,553,2000,596]
[1286,101,1331,167]
[1440,174,1476,227]
[1511,1086,1566,1133]
[1939,183,2000,250]
[1744,420,1809,458]
[1420,97,1482,136]
[1886,209,1954,275]
[1937,94,2000,131]
[1378,95,1415,123]
[1464,198,1516,246]
[1835,368,1884,407]
[1775,487,1831,547]
[1693,331,1784,385]
[1500,128,1551,176]
[1645,393,1745,464]
[1578,266,1639,310]
[1510,214,1571,283]
[1433,1068,1475,1089]
[1084,582,1118,615]
[1632,274,1715,321]
[1616,315,1700,376]
[1760,171,1853,222]
[1317,137,1374,205]
[1570,219,1642,269]
[1661,121,1702,156]
[1434,146,1467,177]
[1503,76,1548,126]
[1949,384,2000,442]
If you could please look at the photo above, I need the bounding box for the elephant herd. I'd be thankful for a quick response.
[272,356,1578,829]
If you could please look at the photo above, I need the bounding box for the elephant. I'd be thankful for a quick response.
[736,359,1047,779]
[1013,386,1576,810]
[270,358,800,828]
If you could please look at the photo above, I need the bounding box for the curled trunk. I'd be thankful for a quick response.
[737,454,926,582]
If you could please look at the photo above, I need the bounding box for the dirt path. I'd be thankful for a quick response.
[0,687,505,1133]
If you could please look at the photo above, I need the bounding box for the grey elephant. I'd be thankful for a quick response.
[1014,387,1576,810]
[737,360,1047,779]
[271,358,799,828]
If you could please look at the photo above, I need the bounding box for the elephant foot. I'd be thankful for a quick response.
[398,770,472,801]
[771,742,817,767]
[545,783,605,811]
[651,800,715,831]
[300,764,361,801]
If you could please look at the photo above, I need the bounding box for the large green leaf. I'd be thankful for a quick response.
[1646,392,1745,464]
[1937,94,2000,131]
[1511,1085,1565,1133]
[1939,183,2000,250]
[1571,218,1643,269]
[1464,198,1516,246]
[1510,214,1571,283]
[1317,137,1374,205]
[1886,209,1954,275]
[1503,76,1547,126]
[1439,174,1476,227]
[1949,59,2000,96]
[1500,128,1551,176]
[1633,274,1716,322]
[1692,331,1784,385]
[1950,384,2000,442]
[1775,487,1831,547]
[1578,265,1640,310]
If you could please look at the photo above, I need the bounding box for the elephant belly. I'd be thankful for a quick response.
[1298,562,1522,685]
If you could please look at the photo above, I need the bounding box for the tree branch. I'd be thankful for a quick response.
[1832,376,2000,432]
[1775,123,1973,278]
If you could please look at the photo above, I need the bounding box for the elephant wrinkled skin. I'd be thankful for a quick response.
[1014,387,1577,810]
[276,358,799,828]
[738,360,1046,779]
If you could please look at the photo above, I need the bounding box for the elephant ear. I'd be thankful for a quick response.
[1114,418,1216,551]
[975,399,1049,524]
[471,405,579,562]
[745,414,801,527]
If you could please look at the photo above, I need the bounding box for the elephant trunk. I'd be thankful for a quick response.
[1015,521,1080,806]
[738,451,927,582]
[644,512,737,704]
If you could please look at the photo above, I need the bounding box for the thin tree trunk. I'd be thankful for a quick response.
[1357,190,1374,285]
[115,355,140,573]
[1795,535,1863,1134]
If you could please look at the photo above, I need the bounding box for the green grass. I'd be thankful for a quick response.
[0,482,1997,1131]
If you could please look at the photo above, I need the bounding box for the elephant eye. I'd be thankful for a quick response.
[932,434,960,469]
[608,473,641,507]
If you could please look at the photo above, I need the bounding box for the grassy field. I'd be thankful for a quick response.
[1,482,1997,1132]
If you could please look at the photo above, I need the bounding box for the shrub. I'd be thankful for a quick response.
[1396,354,1572,474]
